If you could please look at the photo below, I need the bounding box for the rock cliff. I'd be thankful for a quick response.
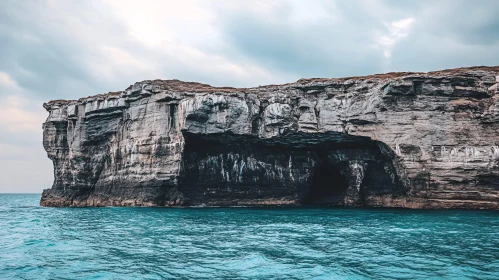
[41,66,499,209]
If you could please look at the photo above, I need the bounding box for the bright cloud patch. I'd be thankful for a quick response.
[376,17,415,58]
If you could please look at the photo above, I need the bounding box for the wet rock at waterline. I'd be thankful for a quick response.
[41,66,499,209]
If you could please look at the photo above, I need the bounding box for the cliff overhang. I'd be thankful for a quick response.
[40,66,499,209]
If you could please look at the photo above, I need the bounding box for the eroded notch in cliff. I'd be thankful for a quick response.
[412,80,423,95]
[169,104,178,132]
[179,131,406,206]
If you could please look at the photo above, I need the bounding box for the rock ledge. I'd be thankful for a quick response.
[41,66,499,209]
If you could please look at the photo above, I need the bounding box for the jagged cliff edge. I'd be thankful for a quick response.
[41,66,499,209]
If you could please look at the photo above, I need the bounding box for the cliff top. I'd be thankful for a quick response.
[45,65,499,107]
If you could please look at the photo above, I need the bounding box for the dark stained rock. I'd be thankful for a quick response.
[40,66,499,209]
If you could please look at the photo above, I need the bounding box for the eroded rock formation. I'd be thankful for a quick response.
[41,66,499,209]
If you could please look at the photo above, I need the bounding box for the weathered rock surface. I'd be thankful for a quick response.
[41,66,499,209]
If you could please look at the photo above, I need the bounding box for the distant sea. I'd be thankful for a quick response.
[1,194,498,279]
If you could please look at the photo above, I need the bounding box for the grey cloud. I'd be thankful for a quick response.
[389,33,499,73]
[215,0,499,77]
[0,0,141,101]
[215,2,387,78]
[386,0,499,72]
[408,0,499,45]
[0,1,94,100]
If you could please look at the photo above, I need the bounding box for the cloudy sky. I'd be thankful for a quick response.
[1,0,498,193]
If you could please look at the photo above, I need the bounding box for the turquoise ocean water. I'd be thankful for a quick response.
[1,193,498,279]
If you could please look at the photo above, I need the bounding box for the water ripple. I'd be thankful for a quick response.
[0,194,498,279]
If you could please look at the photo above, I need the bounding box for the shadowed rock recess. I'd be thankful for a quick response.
[41,66,499,209]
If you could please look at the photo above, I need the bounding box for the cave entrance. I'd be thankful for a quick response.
[179,131,406,207]
[303,161,349,205]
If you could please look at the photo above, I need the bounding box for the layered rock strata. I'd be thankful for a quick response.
[41,66,499,209]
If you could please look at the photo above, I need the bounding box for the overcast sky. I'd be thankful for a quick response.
[1,0,498,193]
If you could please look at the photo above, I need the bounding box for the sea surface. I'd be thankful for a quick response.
[1,194,499,279]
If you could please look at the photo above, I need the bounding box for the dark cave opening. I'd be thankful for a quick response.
[178,132,406,206]
[303,161,349,205]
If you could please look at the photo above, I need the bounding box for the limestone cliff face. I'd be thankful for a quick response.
[41,66,499,209]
